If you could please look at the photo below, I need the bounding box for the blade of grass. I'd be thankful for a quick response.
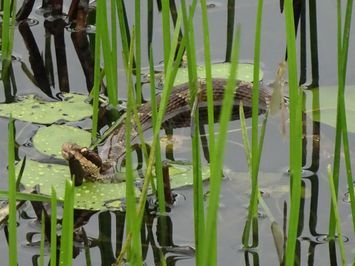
[50,187,57,266]
[201,27,241,265]
[242,0,264,247]
[116,13,186,265]
[59,179,74,266]
[15,156,26,190]
[123,27,143,264]
[180,1,205,263]
[8,116,18,266]
[136,8,185,224]
[135,0,142,104]
[148,47,166,212]
[199,0,215,157]
[0,191,52,202]
[283,0,302,264]
[161,0,171,72]
[91,4,101,141]
[97,0,117,107]
[111,0,118,93]
[39,211,45,266]
[327,165,346,265]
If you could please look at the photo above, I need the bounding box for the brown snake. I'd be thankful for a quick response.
[62,79,272,184]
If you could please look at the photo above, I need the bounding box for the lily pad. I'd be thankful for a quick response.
[33,125,91,159]
[17,159,134,210]
[17,159,211,210]
[159,162,210,189]
[0,93,92,124]
[303,85,355,132]
[173,63,263,86]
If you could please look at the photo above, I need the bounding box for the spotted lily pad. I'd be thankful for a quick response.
[0,93,92,124]
[33,125,91,159]
[173,63,263,86]
[303,85,355,132]
[17,159,137,211]
[17,159,211,210]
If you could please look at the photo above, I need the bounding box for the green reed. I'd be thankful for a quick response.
[1,0,16,62]
[201,27,241,265]
[96,0,117,107]
[180,1,206,263]
[327,165,346,264]
[161,0,171,72]
[115,11,186,264]
[50,188,57,266]
[135,0,142,104]
[91,3,102,141]
[283,0,303,264]
[242,0,264,248]
[59,179,75,266]
[329,0,355,237]
[7,116,17,266]
[39,211,45,266]
[148,47,166,212]
[123,28,143,264]
[199,0,215,157]
[199,0,217,258]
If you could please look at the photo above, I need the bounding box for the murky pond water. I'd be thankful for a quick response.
[1,0,355,265]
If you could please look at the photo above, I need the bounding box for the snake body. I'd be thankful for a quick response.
[62,79,272,183]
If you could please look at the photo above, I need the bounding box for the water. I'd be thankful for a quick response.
[0,0,354,265]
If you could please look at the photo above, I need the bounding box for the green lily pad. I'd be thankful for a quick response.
[303,85,355,132]
[0,93,92,124]
[173,63,263,86]
[17,159,211,210]
[158,162,210,189]
[17,159,137,211]
[33,125,91,159]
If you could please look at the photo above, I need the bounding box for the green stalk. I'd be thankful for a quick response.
[59,180,74,266]
[91,6,101,141]
[39,211,45,266]
[1,0,11,60]
[329,0,355,236]
[136,8,185,224]
[327,165,346,265]
[7,116,17,266]
[161,0,171,72]
[201,27,241,265]
[97,0,117,106]
[199,0,215,157]
[0,191,52,202]
[116,11,186,265]
[149,47,166,212]
[180,1,205,263]
[283,0,302,264]
[111,0,118,95]
[124,27,142,264]
[135,0,142,104]
[50,188,57,266]
[242,0,264,247]
[116,0,130,58]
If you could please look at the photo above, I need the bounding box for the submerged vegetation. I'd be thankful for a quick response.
[0,0,355,265]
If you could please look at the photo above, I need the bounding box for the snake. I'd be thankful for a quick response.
[61,79,272,185]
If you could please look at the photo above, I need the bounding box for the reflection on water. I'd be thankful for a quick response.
[1,0,354,265]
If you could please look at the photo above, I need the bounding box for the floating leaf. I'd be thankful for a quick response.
[161,162,210,189]
[0,93,92,124]
[17,159,135,211]
[303,85,355,132]
[17,159,210,210]
[173,63,263,86]
[33,125,91,159]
